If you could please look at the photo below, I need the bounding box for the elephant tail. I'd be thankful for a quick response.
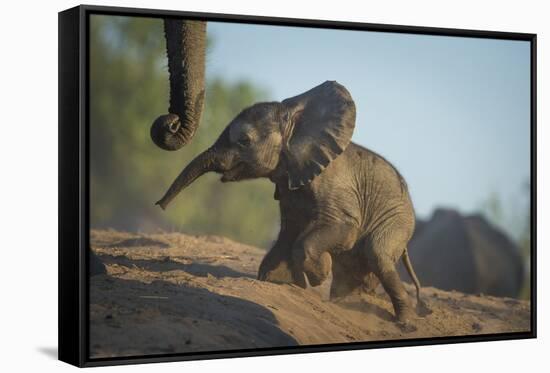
[401,248,432,316]
[401,247,422,305]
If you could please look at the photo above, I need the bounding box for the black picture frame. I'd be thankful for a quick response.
[58,4,537,367]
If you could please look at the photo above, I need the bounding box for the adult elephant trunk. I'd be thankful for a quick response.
[156,147,220,210]
[150,20,207,151]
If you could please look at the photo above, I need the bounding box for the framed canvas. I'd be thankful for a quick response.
[58,4,537,367]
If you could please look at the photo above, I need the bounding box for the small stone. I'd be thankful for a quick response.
[472,322,483,332]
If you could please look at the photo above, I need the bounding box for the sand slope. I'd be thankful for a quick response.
[89,230,530,358]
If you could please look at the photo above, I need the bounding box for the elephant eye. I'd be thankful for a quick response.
[237,136,251,147]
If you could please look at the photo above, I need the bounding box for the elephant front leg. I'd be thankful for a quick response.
[292,223,359,288]
[258,234,294,284]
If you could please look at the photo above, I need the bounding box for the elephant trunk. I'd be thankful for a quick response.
[150,20,207,151]
[156,147,219,210]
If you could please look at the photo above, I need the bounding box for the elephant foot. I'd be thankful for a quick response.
[397,320,417,333]
[262,271,293,284]
[395,303,416,323]
[259,261,294,284]
[395,306,418,332]
[416,299,433,317]
[259,260,308,289]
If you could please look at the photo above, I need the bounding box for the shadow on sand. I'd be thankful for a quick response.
[89,268,297,358]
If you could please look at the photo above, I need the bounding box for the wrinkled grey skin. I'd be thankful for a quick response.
[150,20,207,151]
[156,81,425,323]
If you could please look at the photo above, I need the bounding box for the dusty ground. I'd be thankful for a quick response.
[89,229,531,358]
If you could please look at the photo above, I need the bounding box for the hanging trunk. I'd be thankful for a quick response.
[150,20,207,151]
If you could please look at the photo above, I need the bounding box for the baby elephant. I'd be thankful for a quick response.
[156,81,424,323]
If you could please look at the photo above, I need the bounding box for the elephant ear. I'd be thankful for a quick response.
[281,81,356,190]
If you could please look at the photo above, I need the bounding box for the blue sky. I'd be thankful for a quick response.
[206,21,531,224]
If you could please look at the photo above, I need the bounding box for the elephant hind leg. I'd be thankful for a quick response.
[363,232,415,323]
[373,263,415,323]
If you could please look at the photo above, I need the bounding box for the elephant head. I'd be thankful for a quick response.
[156,80,356,209]
[150,20,207,151]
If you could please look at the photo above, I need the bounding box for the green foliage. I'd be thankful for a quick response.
[89,15,279,248]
